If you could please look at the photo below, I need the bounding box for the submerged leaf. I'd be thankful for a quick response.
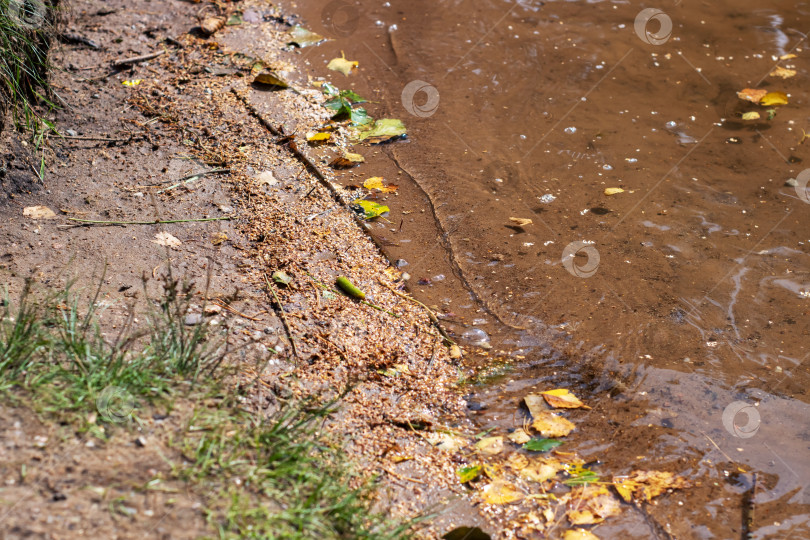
[288,26,326,48]
[520,459,562,483]
[523,394,548,419]
[741,111,761,121]
[769,66,796,79]
[475,436,505,456]
[354,118,407,144]
[480,480,523,505]
[612,470,689,502]
[507,428,532,445]
[523,438,563,452]
[531,412,576,438]
[737,88,767,103]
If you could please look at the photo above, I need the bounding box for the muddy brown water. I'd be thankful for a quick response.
[277,0,810,537]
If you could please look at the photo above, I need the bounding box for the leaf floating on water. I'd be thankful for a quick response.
[354,118,407,144]
[566,486,621,525]
[541,388,591,409]
[475,436,504,456]
[288,25,326,48]
[741,111,761,121]
[480,480,524,505]
[520,459,562,483]
[523,393,548,419]
[532,412,576,438]
[457,464,482,483]
[563,528,600,540]
[563,463,600,486]
[426,432,467,452]
[523,438,563,452]
[351,199,390,220]
[442,526,492,540]
[509,217,533,227]
[760,91,789,106]
[23,205,56,219]
[737,88,767,103]
[327,52,358,76]
[306,132,332,145]
[152,232,181,247]
[604,187,624,195]
[271,270,292,285]
[780,53,798,60]
[336,276,365,299]
[612,470,689,502]
[254,70,289,88]
[363,177,398,193]
[770,66,797,79]
[507,428,532,445]
[329,152,364,169]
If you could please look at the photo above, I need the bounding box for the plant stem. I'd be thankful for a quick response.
[66,217,231,226]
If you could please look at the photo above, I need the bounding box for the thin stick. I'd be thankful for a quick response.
[157,168,230,193]
[112,49,166,68]
[60,134,136,142]
[379,465,426,485]
[378,278,455,344]
[263,274,298,359]
[65,216,231,226]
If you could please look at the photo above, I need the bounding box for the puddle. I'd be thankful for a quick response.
[280,0,810,535]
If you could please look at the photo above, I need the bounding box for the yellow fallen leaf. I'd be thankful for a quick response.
[122,79,142,86]
[737,88,767,103]
[363,177,398,193]
[741,111,761,121]
[564,530,601,540]
[329,152,364,169]
[506,453,530,471]
[520,460,562,483]
[480,480,523,505]
[567,510,598,525]
[306,132,332,142]
[426,432,467,452]
[760,91,789,106]
[780,53,797,60]
[615,470,690,502]
[532,412,576,437]
[612,478,639,503]
[770,66,797,79]
[327,52,358,76]
[510,217,533,227]
[211,231,228,245]
[567,486,621,525]
[541,389,591,409]
[254,70,289,87]
[604,187,624,195]
[507,428,532,445]
[523,394,548,418]
[475,436,504,456]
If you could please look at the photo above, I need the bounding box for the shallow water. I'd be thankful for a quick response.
[283,0,810,536]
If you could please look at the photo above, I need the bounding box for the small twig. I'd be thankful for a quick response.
[378,278,455,344]
[378,465,426,485]
[64,216,231,226]
[211,300,265,321]
[112,49,166,68]
[156,168,230,193]
[263,274,298,359]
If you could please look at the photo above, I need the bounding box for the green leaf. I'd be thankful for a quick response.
[351,199,389,220]
[522,438,562,452]
[322,83,339,96]
[340,89,366,103]
[349,107,372,125]
[323,96,349,111]
[353,118,407,143]
[456,464,482,483]
[271,271,292,285]
[563,464,600,486]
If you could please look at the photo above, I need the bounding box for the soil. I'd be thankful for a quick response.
[1,0,809,539]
